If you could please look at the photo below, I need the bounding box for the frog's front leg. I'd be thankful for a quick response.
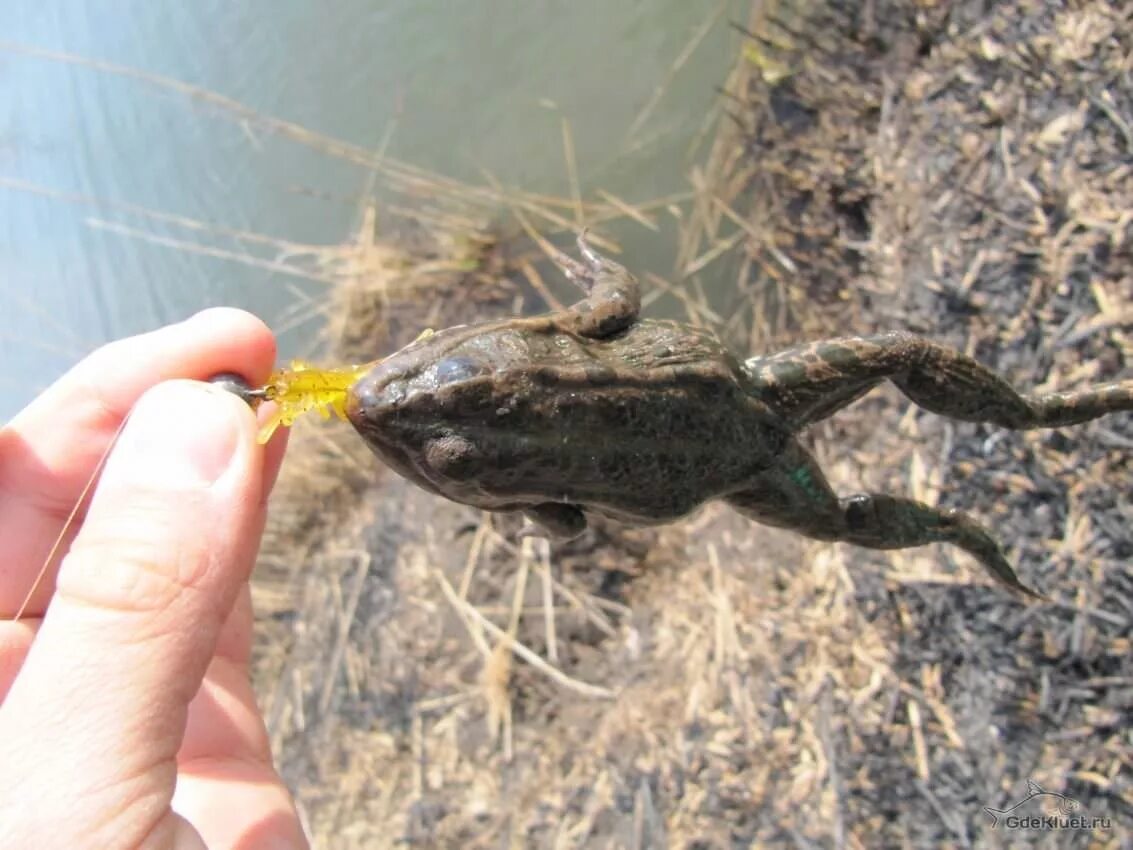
[518,502,588,540]
[552,232,641,339]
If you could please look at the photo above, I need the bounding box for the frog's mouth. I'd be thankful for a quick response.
[345,398,446,498]
[345,371,431,479]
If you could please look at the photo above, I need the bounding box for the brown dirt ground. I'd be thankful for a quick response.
[251,2,1132,847]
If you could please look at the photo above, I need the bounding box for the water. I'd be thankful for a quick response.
[0,0,745,420]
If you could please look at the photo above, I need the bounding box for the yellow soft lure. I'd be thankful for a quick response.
[252,330,435,443]
[252,360,372,444]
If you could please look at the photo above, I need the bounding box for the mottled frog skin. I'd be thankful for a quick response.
[347,235,1133,597]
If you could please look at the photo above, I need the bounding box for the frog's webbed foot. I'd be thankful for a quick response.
[550,231,642,339]
[518,502,588,541]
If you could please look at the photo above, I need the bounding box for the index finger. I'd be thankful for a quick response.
[0,308,277,614]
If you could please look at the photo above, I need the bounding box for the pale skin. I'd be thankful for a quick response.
[0,309,307,850]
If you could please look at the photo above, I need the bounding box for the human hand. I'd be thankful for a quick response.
[0,309,306,849]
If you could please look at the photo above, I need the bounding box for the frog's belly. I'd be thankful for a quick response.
[439,383,789,520]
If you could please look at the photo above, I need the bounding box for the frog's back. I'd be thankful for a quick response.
[388,318,791,522]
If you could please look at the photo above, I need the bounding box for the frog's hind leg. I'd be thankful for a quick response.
[725,441,1042,597]
[746,331,1133,429]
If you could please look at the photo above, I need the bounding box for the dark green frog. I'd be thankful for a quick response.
[346,235,1133,598]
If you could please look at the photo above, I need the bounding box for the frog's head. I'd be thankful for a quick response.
[343,323,514,489]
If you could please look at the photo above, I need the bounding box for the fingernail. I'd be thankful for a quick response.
[113,382,242,488]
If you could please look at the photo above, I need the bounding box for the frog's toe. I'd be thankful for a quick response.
[577,229,602,268]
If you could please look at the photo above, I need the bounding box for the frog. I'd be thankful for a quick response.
[345,233,1133,598]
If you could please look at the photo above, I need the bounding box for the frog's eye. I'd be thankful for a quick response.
[433,356,486,385]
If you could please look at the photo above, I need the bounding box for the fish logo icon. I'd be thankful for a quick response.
[984,780,1082,827]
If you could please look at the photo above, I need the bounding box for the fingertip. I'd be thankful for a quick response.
[184,308,277,380]
[186,306,269,331]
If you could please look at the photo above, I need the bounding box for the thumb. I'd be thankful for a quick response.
[0,380,267,848]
